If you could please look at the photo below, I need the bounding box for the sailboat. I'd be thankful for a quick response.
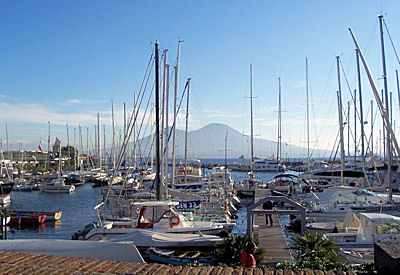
[236,64,260,198]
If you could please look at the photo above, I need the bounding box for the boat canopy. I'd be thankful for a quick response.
[132,200,179,207]
[99,229,222,248]
[273,174,298,179]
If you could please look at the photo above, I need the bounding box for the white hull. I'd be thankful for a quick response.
[0,195,11,206]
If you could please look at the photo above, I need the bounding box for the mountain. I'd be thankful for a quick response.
[138,123,328,159]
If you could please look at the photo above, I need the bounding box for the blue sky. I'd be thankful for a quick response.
[1,1,400,157]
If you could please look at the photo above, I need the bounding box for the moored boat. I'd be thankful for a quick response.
[39,178,75,193]
[149,247,216,265]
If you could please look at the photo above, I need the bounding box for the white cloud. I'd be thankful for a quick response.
[0,102,97,125]
[63,99,82,105]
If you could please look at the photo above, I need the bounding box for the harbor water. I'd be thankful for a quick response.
[4,168,285,240]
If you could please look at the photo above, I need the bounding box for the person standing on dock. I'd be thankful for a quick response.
[240,242,257,268]
[262,200,273,226]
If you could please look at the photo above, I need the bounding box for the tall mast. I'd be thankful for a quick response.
[371,101,374,156]
[184,78,191,185]
[103,125,106,169]
[97,113,101,169]
[165,64,169,195]
[306,58,310,172]
[250,64,254,179]
[79,125,83,170]
[349,28,400,204]
[396,71,400,115]
[356,49,365,171]
[354,90,357,166]
[161,50,167,183]
[379,15,392,202]
[172,40,182,189]
[336,56,345,185]
[134,92,137,169]
[86,127,89,169]
[73,127,76,172]
[47,121,50,169]
[382,90,386,159]
[155,41,162,201]
[66,124,70,166]
[277,77,282,166]
[111,100,115,172]
[123,102,126,167]
[348,101,350,159]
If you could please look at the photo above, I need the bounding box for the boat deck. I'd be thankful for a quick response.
[254,189,293,265]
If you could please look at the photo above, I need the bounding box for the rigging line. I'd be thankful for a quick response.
[340,60,362,123]
[163,79,190,153]
[309,60,336,154]
[102,54,154,209]
[118,77,155,199]
[384,20,400,67]
[113,53,154,173]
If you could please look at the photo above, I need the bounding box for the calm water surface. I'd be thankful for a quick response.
[5,169,282,240]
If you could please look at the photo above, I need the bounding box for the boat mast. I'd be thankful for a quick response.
[66,124,70,166]
[86,128,89,169]
[47,121,50,170]
[161,50,167,184]
[123,102,126,167]
[371,101,374,156]
[396,71,400,115]
[336,56,345,185]
[172,39,182,189]
[349,28,400,204]
[73,127,76,172]
[277,77,282,168]
[111,100,115,172]
[306,58,310,172]
[348,101,350,160]
[250,64,254,180]
[356,49,365,173]
[184,78,191,185]
[97,113,101,169]
[379,15,392,203]
[155,41,162,201]
[165,63,169,194]
[354,90,357,167]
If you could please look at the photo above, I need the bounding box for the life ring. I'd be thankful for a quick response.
[169,216,180,228]
[275,180,281,186]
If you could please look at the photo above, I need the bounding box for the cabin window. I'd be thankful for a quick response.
[139,207,153,223]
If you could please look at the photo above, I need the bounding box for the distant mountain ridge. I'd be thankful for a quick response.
[138,123,328,159]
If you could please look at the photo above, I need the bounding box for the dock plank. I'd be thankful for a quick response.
[254,189,293,265]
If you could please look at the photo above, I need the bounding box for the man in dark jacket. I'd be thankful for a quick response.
[262,200,273,226]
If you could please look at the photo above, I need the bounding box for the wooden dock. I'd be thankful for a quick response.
[253,189,293,265]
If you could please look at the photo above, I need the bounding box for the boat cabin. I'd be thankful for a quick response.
[134,201,185,230]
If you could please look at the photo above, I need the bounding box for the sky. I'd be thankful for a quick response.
[1,0,400,158]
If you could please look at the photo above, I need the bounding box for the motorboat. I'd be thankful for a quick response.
[302,186,400,222]
[207,166,234,189]
[73,201,224,240]
[0,180,14,206]
[39,178,75,193]
[172,160,206,190]
[306,211,360,234]
[253,157,285,172]
[324,213,400,263]
[266,173,300,193]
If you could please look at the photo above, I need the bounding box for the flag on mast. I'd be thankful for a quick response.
[38,141,43,152]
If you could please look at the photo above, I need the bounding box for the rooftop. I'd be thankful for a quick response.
[0,250,365,275]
